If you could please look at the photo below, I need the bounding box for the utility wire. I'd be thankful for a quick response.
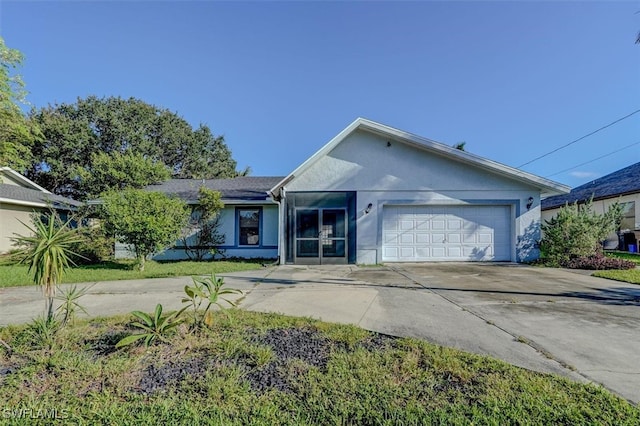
[518,109,640,168]
[544,140,640,178]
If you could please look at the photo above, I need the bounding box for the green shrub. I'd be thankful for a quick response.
[540,200,622,267]
[69,224,114,264]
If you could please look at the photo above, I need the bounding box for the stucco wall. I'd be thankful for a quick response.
[0,203,36,253]
[285,129,542,263]
[116,203,279,261]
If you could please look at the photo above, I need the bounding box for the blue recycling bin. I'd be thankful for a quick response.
[629,244,637,253]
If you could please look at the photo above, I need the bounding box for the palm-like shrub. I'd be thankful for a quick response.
[12,212,83,321]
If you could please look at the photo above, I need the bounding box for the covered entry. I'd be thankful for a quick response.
[382,205,512,261]
[285,192,356,264]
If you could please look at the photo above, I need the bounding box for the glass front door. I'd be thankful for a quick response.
[294,209,347,264]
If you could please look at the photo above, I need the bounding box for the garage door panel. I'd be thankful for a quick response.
[382,205,511,262]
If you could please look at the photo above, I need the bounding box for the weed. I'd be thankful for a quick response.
[182,273,242,330]
[116,304,185,348]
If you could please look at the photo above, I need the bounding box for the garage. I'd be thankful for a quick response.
[382,205,511,262]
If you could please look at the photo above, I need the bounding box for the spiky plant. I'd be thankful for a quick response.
[12,211,83,321]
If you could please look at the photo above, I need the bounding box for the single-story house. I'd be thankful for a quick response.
[146,118,569,264]
[0,166,82,253]
[541,161,640,251]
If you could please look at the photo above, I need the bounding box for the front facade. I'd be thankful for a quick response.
[0,167,81,253]
[271,119,569,264]
[143,119,569,264]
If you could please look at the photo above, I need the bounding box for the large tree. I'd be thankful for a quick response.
[0,37,42,172]
[29,96,242,199]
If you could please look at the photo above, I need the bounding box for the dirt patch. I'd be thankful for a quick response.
[135,328,398,395]
[87,330,130,357]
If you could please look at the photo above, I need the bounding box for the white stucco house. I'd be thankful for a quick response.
[147,118,569,264]
[0,167,81,253]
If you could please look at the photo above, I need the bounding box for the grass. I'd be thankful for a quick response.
[0,309,638,425]
[605,251,640,266]
[593,269,640,285]
[0,259,264,288]
[593,252,640,284]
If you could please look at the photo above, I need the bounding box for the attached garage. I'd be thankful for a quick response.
[270,118,570,265]
[382,205,511,262]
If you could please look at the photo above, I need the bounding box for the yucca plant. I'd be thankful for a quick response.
[12,211,84,321]
[55,284,93,326]
[116,304,185,348]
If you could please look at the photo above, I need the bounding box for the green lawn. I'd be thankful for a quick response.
[0,259,265,288]
[0,309,637,425]
[605,251,640,266]
[593,269,640,285]
[594,252,640,284]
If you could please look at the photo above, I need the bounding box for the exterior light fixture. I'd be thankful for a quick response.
[365,203,373,214]
[526,197,534,210]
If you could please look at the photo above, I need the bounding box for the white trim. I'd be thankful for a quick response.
[0,167,52,193]
[0,197,48,208]
[270,118,570,197]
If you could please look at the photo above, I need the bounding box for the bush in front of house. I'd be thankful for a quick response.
[563,253,636,270]
[540,199,623,268]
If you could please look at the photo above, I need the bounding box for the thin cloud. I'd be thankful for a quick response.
[569,171,598,179]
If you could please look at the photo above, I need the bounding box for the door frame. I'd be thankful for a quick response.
[294,207,348,265]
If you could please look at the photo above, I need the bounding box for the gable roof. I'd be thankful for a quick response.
[146,176,285,203]
[0,167,51,193]
[0,183,82,209]
[269,118,570,198]
[542,162,640,211]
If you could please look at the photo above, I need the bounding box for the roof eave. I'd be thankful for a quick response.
[270,118,571,196]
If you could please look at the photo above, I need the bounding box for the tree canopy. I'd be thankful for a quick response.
[0,37,42,172]
[28,96,243,200]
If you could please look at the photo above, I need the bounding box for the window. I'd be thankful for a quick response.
[238,208,261,246]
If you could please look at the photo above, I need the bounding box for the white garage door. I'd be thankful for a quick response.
[382,205,511,262]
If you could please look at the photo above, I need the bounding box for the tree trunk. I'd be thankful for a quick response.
[137,254,145,271]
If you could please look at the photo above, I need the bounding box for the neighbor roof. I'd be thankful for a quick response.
[0,184,82,209]
[270,118,570,198]
[147,177,285,203]
[542,162,640,210]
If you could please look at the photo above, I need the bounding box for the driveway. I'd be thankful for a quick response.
[0,263,638,404]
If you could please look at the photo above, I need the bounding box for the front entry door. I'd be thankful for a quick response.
[294,209,347,265]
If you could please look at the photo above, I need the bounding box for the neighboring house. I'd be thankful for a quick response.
[0,167,82,254]
[145,118,569,264]
[541,162,640,251]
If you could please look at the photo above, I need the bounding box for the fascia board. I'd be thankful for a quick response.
[0,197,48,208]
[0,167,52,193]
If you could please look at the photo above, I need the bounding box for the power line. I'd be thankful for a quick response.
[518,109,640,168]
[544,140,640,178]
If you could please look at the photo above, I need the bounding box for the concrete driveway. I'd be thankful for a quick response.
[0,263,638,404]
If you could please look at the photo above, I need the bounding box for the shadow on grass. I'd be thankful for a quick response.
[77,261,137,271]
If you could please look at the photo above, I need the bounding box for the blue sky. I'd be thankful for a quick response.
[1,1,638,187]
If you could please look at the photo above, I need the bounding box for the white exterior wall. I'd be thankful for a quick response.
[0,204,36,253]
[286,130,542,263]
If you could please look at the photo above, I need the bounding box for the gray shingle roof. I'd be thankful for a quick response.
[0,184,82,208]
[146,177,285,202]
[541,162,640,210]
